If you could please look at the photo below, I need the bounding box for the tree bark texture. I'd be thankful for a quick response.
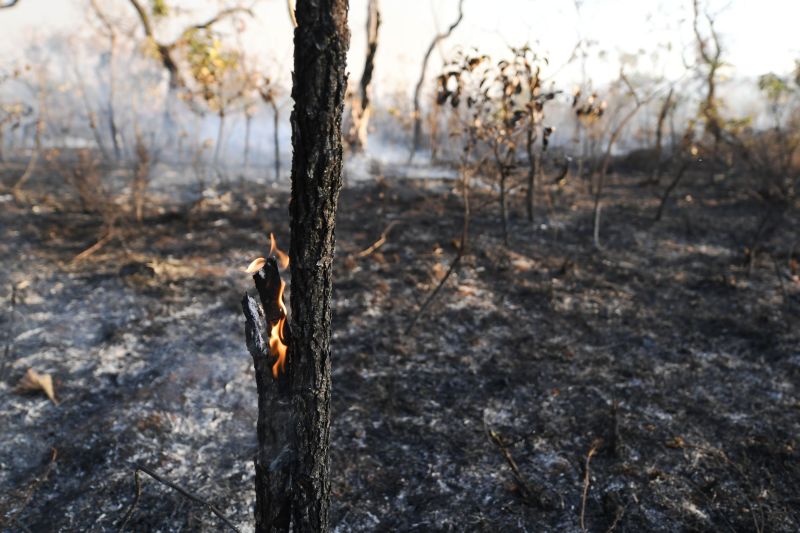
[243,0,348,529]
[242,259,293,533]
[287,1,349,530]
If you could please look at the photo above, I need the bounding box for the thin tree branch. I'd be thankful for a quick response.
[118,464,240,533]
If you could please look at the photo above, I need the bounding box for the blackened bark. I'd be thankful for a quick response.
[243,258,293,533]
[288,1,349,531]
[358,0,379,115]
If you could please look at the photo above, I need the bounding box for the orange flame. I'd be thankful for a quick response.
[269,233,290,270]
[245,233,290,378]
[268,279,289,378]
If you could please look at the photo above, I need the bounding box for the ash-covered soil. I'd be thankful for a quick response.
[1,167,799,532]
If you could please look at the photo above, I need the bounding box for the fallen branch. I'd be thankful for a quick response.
[0,448,57,528]
[654,161,690,222]
[488,429,535,501]
[71,230,115,264]
[405,147,474,334]
[118,464,240,533]
[353,220,399,258]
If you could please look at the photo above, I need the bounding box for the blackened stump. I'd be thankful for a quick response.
[242,257,292,532]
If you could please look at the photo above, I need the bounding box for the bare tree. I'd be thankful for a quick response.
[409,0,464,162]
[258,79,282,180]
[89,0,123,160]
[346,0,380,151]
[649,86,674,184]
[592,71,658,248]
[692,0,723,160]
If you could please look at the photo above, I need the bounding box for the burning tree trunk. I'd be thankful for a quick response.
[346,0,379,151]
[408,0,464,162]
[243,253,293,532]
[242,1,349,532]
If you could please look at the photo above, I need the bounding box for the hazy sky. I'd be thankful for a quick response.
[1,0,797,101]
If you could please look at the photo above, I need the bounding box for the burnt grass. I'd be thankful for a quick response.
[1,165,799,532]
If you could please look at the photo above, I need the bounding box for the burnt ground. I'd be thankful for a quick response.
[0,164,799,532]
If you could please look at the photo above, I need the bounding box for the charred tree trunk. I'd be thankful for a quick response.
[90,0,122,160]
[272,101,281,180]
[244,112,253,174]
[287,2,349,529]
[525,127,538,223]
[654,160,690,222]
[214,111,226,166]
[409,0,464,162]
[592,78,649,248]
[650,87,673,184]
[493,143,510,246]
[259,89,281,180]
[243,2,349,532]
[346,0,379,151]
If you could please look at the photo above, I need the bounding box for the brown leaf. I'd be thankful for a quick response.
[15,368,58,404]
[665,436,686,449]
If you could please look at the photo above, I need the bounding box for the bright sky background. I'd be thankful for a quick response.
[0,0,797,153]
[1,0,798,97]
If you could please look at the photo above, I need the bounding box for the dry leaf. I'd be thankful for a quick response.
[245,257,266,273]
[15,368,58,404]
[432,262,447,281]
[665,436,686,449]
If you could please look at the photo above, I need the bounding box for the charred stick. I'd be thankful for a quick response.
[118,464,240,533]
[580,439,603,532]
[654,160,689,222]
[353,220,399,258]
[488,429,534,501]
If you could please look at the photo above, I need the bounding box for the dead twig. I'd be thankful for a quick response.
[118,464,240,533]
[71,231,115,264]
[405,147,474,334]
[0,448,57,528]
[771,252,789,302]
[117,469,142,532]
[580,438,603,532]
[605,504,626,533]
[353,220,399,258]
[488,429,535,501]
[1,284,17,381]
[404,249,463,335]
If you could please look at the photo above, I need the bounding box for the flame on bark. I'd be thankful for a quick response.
[245,233,290,378]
